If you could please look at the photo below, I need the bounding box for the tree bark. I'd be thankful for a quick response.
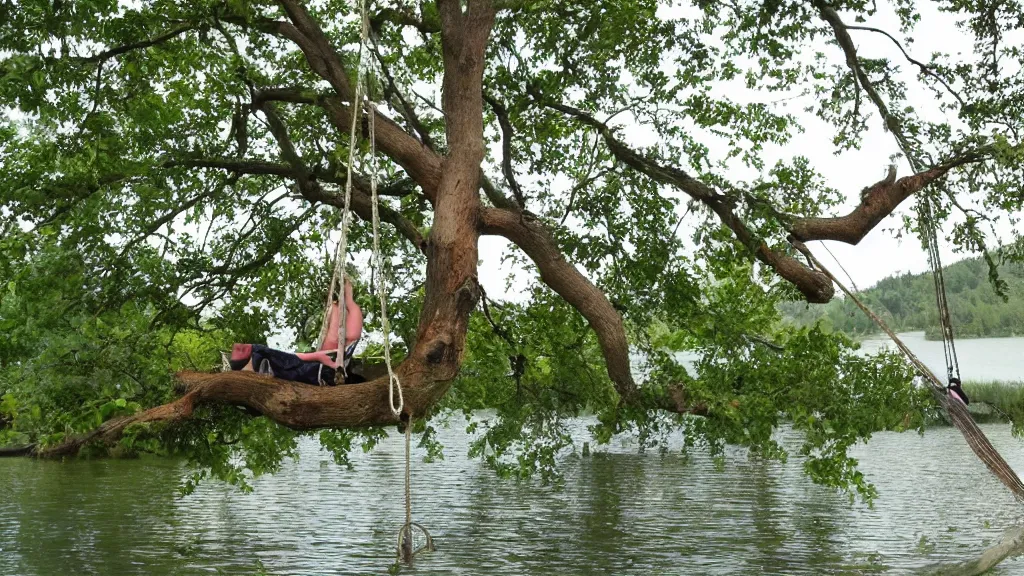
[480,208,637,398]
[790,155,983,244]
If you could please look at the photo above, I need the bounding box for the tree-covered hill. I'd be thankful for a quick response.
[780,255,1024,339]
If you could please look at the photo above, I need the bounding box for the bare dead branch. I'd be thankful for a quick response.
[844,25,967,108]
[790,152,987,244]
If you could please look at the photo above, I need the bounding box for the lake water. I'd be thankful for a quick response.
[3,335,1024,576]
[860,332,1024,383]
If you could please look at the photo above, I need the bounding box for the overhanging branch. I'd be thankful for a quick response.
[480,207,638,398]
[541,98,834,303]
[790,152,987,244]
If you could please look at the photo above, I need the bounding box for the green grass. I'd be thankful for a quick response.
[962,380,1024,428]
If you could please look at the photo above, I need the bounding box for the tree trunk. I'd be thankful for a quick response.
[10,0,498,458]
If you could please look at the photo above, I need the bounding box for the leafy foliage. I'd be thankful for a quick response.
[1,0,1022,502]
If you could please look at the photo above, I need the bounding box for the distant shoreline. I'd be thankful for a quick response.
[851,331,1024,343]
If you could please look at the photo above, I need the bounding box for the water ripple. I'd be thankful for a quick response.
[2,420,1024,575]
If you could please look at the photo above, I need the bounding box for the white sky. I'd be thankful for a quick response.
[475,1,1017,301]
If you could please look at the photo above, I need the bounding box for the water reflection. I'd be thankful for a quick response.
[2,419,1024,575]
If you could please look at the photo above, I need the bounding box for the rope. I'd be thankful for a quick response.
[394,417,434,563]
[405,417,413,545]
[793,239,1024,501]
[316,0,373,385]
[309,1,417,562]
[920,197,961,381]
[367,99,404,416]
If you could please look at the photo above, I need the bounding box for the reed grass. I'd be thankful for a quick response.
[961,380,1024,427]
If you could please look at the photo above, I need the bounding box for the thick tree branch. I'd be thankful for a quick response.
[15,366,454,458]
[790,153,986,244]
[542,99,834,303]
[239,10,444,197]
[255,99,315,184]
[814,1,1005,262]
[252,87,443,202]
[268,3,353,99]
[479,207,709,415]
[480,208,638,398]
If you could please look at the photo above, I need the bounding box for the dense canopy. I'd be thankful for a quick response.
[2,0,1023,498]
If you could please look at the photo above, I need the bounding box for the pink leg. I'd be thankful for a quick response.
[231,343,252,362]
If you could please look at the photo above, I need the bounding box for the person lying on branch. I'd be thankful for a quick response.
[227,277,366,385]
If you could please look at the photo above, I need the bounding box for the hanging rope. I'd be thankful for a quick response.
[405,417,412,537]
[920,197,961,382]
[324,0,421,563]
[366,99,404,416]
[314,31,366,382]
[395,415,435,564]
[400,417,414,561]
[792,239,1024,501]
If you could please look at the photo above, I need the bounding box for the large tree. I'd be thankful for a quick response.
[1,0,1022,497]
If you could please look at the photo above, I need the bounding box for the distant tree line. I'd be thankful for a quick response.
[780,255,1024,339]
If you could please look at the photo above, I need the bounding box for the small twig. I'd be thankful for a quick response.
[742,334,785,352]
[844,25,967,108]
[80,25,194,64]
[559,134,604,226]
[483,92,528,210]
[369,33,436,150]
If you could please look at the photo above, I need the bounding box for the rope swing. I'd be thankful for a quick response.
[320,0,429,566]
